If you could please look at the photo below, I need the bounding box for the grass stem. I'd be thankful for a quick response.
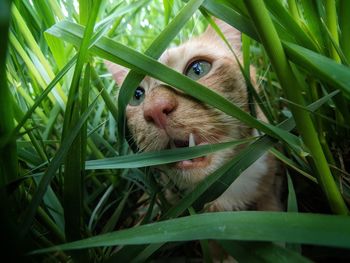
[244,0,348,215]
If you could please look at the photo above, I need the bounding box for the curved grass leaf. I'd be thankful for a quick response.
[263,0,318,51]
[46,20,304,155]
[117,0,205,152]
[31,212,350,254]
[283,41,350,98]
[85,138,252,169]
[20,93,101,237]
[201,0,258,40]
[5,55,77,146]
[62,0,102,243]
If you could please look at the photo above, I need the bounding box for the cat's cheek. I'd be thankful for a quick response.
[125,106,136,119]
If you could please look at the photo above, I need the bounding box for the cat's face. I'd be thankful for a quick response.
[107,21,252,188]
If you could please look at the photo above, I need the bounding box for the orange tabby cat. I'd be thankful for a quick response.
[106,20,282,212]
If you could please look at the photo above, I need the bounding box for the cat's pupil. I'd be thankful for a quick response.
[193,62,202,75]
[134,87,144,100]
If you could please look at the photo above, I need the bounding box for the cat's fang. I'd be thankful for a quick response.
[189,133,195,147]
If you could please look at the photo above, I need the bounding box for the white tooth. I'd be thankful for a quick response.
[170,140,176,149]
[189,133,195,147]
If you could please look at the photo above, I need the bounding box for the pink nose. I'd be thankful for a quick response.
[143,90,177,129]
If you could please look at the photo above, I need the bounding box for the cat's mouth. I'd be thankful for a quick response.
[168,133,211,170]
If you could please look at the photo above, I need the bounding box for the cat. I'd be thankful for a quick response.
[106,18,282,260]
[106,19,282,212]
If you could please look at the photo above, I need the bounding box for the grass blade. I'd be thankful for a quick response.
[244,0,348,215]
[46,20,304,154]
[20,93,101,238]
[31,212,350,254]
[116,0,205,152]
[85,139,252,169]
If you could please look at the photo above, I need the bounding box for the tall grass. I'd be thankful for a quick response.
[1,0,350,262]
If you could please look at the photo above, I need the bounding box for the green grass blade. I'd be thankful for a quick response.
[117,0,205,152]
[11,4,66,103]
[339,0,350,61]
[0,1,24,260]
[46,20,304,154]
[20,93,101,238]
[163,0,174,25]
[325,0,340,62]
[283,42,350,98]
[30,212,350,254]
[12,55,76,139]
[201,0,258,40]
[62,0,102,243]
[0,0,17,186]
[85,138,252,169]
[297,0,326,53]
[264,0,318,51]
[244,0,348,215]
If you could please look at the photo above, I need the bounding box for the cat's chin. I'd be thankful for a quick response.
[174,155,211,170]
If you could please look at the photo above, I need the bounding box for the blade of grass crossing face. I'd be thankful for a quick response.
[46,21,304,155]
[85,139,252,169]
[195,85,341,213]
[244,0,348,215]
[128,134,281,262]
[117,0,205,152]
[130,66,345,262]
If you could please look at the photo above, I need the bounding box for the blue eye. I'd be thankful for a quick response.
[129,87,145,106]
[185,60,211,80]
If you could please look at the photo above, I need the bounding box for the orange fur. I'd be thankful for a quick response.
[107,20,282,211]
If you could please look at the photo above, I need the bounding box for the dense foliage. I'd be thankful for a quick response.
[1,0,349,262]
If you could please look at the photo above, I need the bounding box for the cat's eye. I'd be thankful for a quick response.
[129,86,145,106]
[185,60,211,80]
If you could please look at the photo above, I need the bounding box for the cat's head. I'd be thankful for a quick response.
[107,19,254,188]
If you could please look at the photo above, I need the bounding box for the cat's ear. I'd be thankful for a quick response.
[203,18,241,51]
[105,61,129,87]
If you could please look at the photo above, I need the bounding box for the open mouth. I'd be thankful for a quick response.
[169,133,210,169]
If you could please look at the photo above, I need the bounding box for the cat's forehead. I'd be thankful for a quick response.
[142,37,228,88]
[159,38,222,67]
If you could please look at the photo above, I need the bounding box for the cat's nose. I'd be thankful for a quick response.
[143,89,177,129]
